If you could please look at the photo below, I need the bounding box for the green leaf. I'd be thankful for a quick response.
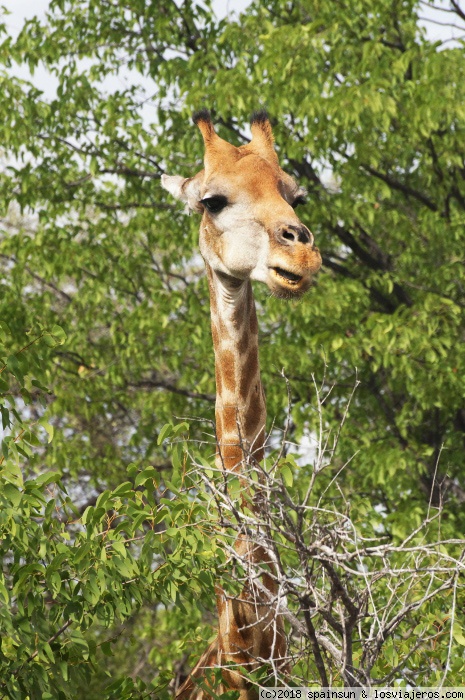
[134,466,158,488]
[3,482,22,507]
[39,418,54,443]
[50,325,67,345]
[453,624,465,646]
[34,471,62,487]
[0,405,10,429]
[157,423,173,445]
[112,481,133,496]
[280,462,294,488]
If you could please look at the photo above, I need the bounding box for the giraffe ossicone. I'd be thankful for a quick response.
[162,111,321,699]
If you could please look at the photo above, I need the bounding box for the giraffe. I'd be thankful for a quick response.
[161,110,322,699]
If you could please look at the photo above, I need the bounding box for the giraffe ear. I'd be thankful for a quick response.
[249,110,278,165]
[161,173,203,214]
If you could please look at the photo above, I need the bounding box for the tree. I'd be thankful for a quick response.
[0,0,464,696]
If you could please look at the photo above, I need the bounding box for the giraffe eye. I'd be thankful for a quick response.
[291,196,306,209]
[201,196,228,213]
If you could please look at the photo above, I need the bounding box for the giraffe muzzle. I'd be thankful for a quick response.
[268,265,312,298]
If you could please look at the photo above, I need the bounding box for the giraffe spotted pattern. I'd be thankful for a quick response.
[162,110,321,699]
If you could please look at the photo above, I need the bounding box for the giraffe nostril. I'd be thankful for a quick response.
[277,224,313,246]
[282,230,296,242]
[297,226,312,244]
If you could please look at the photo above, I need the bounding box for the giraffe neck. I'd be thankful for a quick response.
[207,264,266,472]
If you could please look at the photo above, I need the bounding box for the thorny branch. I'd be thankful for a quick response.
[179,374,465,688]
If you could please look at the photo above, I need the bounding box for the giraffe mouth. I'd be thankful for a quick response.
[272,267,303,285]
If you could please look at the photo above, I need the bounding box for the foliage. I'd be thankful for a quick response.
[0,339,221,698]
[0,0,464,695]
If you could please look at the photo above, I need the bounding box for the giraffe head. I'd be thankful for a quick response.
[161,110,322,298]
